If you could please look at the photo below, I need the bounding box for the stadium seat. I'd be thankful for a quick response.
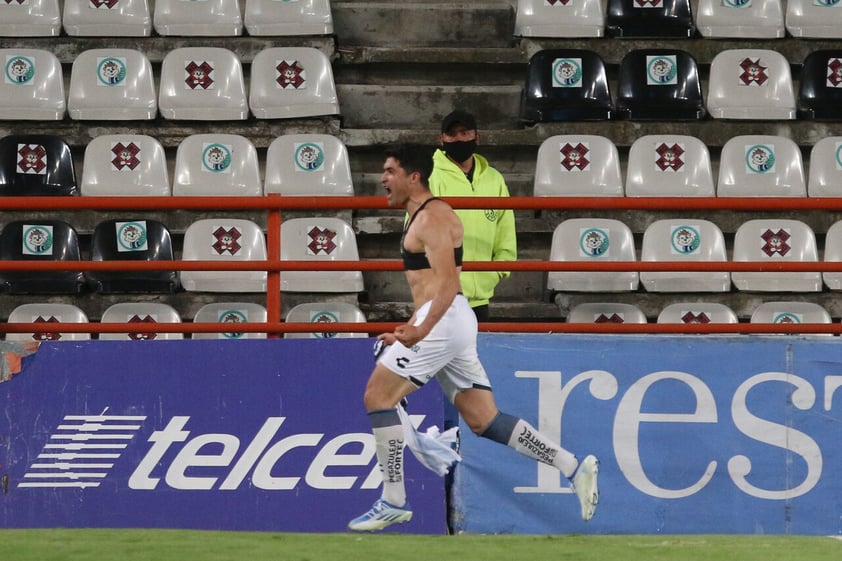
[717,135,806,197]
[614,49,705,120]
[62,0,152,36]
[0,0,60,36]
[657,302,738,324]
[153,0,242,36]
[807,137,842,197]
[640,219,730,292]
[284,302,368,339]
[625,135,714,197]
[821,220,842,289]
[0,134,77,196]
[68,48,157,120]
[797,50,842,121]
[696,0,785,38]
[0,49,65,120]
[192,302,268,340]
[264,134,354,196]
[280,217,364,292]
[533,135,623,197]
[88,219,180,293]
[249,47,340,119]
[519,49,613,123]
[604,0,695,37]
[547,218,639,292]
[513,0,605,37]
[567,302,647,323]
[245,0,334,35]
[0,220,85,294]
[173,134,262,196]
[81,134,170,196]
[707,49,796,120]
[180,218,268,292]
[158,47,248,120]
[732,219,821,292]
[5,303,90,342]
[750,301,832,330]
[786,0,842,38]
[98,302,183,341]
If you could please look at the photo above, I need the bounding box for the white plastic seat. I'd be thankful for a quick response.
[567,303,647,323]
[153,0,242,36]
[284,302,367,339]
[821,220,842,289]
[786,0,842,38]
[0,0,60,36]
[514,0,605,37]
[750,301,832,327]
[173,134,261,196]
[264,134,353,196]
[249,47,340,119]
[192,302,268,340]
[62,0,152,36]
[98,302,183,341]
[547,218,639,292]
[640,219,731,292]
[245,0,334,35]
[533,135,623,197]
[625,135,714,197]
[657,302,738,324]
[707,49,796,120]
[807,137,842,197]
[5,303,90,342]
[68,49,156,120]
[717,135,806,197]
[280,217,364,292]
[0,49,65,120]
[81,134,170,196]
[159,47,248,121]
[180,218,268,292]
[732,219,821,292]
[696,0,785,38]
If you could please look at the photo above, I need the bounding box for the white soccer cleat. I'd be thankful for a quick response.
[348,498,413,532]
[571,454,599,521]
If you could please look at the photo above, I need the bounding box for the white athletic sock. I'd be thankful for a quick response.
[369,409,407,507]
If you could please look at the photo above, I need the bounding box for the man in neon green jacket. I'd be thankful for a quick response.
[429,110,517,321]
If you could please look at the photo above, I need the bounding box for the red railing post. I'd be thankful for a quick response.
[265,194,282,338]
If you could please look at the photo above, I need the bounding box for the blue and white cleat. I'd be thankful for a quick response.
[348,498,413,532]
[571,454,600,522]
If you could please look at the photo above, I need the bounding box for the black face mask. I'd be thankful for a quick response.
[442,140,476,164]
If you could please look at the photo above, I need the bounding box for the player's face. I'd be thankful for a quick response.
[381,156,414,209]
[441,125,478,144]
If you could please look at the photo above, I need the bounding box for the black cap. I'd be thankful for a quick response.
[441,110,477,133]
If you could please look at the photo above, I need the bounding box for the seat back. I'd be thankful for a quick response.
[265,134,353,196]
[68,48,156,120]
[750,301,832,328]
[534,135,623,197]
[0,134,77,196]
[245,0,333,35]
[0,220,85,294]
[62,0,151,36]
[785,0,842,38]
[280,217,364,292]
[657,302,738,324]
[732,219,821,292]
[284,302,368,339]
[807,136,842,197]
[192,302,268,339]
[0,49,64,120]
[153,0,242,35]
[567,302,647,323]
[605,0,695,37]
[696,0,785,38]
[625,135,714,196]
[173,134,261,196]
[707,49,796,120]
[0,0,60,36]
[180,218,268,292]
[717,135,806,197]
[797,50,842,120]
[821,219,842,289]
[99,302,183,340]
[514,0,605,37]
[159,47,248,120]
[615,49,705,120]
[6,303,90,342]
[81,134,170,196]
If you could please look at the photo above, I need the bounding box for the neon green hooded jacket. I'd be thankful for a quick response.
[429,148,517,308]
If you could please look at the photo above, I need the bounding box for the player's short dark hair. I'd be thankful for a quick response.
[384,144,434,188]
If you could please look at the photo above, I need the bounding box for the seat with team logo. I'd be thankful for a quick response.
[533,135,623,197]
[519,49,613,123]
[264,134,353,196]
[625,135,714,197]
[280,217,364,292]
[284,302,368,339]
[62,0,152,36]
[749,302,832,331]
[180,218,267,292]
[192,302,268,340]
[797,50,842,121]
[0,49,65,120]
[159,47,248,120]
[640,219,730,292]
[153,0,242,35]
[98,302,183,341]
[173,134,261,196]
[707,49,796,120]
[657,302,738,324]
[808,137,842,197]
[605,0,695,37]
[732,219,821,292]
[88,219,179,293]
[786,0,842,38]
[696,0,785,38]
[514,0,605,37]
[0,0,60,36]
[0,135,77,196]
[5,303,90,342]
[547,218,639,292]
[249,47,340,119]
[68,49,156,120]
[821,220,842,289]
[0,220,85,294]
[717,135,806,197]
[81,134,170,196]
[245,0,334,35]
[614,49,705,121]
[567,303,647,324]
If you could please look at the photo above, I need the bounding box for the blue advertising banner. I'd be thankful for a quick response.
[0,340,447,534]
